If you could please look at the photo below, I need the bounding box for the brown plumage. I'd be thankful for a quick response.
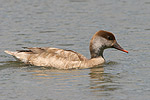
[4,30,128,69]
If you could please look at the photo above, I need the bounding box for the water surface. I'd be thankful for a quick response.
[0,0,150,100]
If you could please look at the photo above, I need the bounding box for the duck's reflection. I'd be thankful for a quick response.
[89,66,104,80]
[0,61,26,70]
[89,66,119,93]
[29,65,119,93]
[27,67,88,81]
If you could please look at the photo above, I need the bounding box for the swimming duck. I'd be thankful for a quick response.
[4,30,128,69]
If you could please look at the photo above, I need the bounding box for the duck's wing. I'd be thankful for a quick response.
[5,47,87,62]
[28,47,87,61]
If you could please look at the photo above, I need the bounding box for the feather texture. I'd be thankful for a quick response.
[5,47,104,69]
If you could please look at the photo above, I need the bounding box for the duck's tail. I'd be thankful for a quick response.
[4,50,16,56]
[4,50,29,63]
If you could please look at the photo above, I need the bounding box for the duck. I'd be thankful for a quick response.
[4,30,128,69]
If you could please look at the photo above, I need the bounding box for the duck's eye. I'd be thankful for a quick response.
[107,36,113,40]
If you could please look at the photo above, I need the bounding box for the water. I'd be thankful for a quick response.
[0,0,150,100]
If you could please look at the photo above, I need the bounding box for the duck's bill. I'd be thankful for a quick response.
[112,42,128,53]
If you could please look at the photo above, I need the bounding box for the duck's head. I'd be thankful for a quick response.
[90,30,128,58]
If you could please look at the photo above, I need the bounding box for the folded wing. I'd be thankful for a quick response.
[22,47,87,61]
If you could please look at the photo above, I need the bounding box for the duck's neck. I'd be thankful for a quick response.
[90,44,105,59]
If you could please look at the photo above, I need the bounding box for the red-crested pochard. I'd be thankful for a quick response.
[5,30,128,69]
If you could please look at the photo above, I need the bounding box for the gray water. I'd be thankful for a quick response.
[0,0,150,100]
